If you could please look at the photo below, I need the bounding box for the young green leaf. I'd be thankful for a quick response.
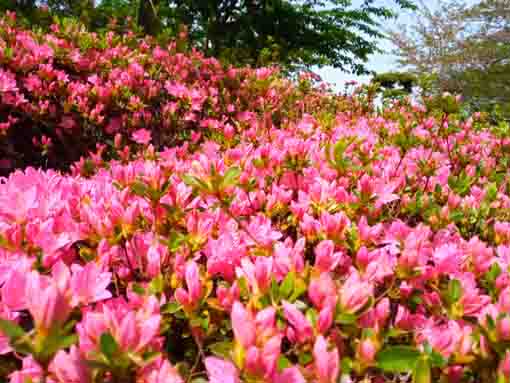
[448,279,462,303]
[207,340,232,359]
[100,332,119,360]
[182,174,210,192]
[130,181,149,197]
[277,355,292,372]
[335,312,357,325]
[221,167,241,189]
[376,346,421,373]
[0,318,25,341]
[413,357,431,383]
[279,271,295,299]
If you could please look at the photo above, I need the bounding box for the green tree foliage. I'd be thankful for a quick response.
[390,0,510,116]
[371,71,417,100]
[1,0,414,74]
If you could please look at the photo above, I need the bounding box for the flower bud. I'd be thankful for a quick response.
[498,317,510,341]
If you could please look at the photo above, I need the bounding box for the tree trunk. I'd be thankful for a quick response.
[138,0,161,35]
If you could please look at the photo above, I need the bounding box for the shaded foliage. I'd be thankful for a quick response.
[1,0,415,73]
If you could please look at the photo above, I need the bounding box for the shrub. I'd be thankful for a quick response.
[0,72,508,382]
[0,12,341,175]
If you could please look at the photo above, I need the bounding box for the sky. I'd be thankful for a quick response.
[313,0,416,91]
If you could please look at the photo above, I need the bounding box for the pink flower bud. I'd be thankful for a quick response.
[49,346,90,383]
[205,357,240,383]
[282,301,313,344]
[358,338,376,364]
[500,350,510,379]
[185,261,202,304]
[498,317,510,341]
[231,301,256,348]
[114,133,122,148]
[313,335,340,383]
[339,270,373,314]
[317,305,334,334]
[26,272,71,333]
[308,273,337,309]
[315,240,343,272]
[374,298,390,328]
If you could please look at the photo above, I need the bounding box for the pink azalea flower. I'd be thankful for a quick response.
[139,357,184,383]
[131,128,152,145]
[282,301,313,344]
[9,356,43,383]
[1,269,28,311]
[70,262,112,307]
[175,261,203,310]
[338,269,373,314]
[314,240,344,272]
[205,357,240,383]
[49,346,90,383]
[314,335,340,383]
[0,69,17,93]
[77,297,161,356]
[231,301,256,348]
[274,366,306,383]
[25,271,71,333]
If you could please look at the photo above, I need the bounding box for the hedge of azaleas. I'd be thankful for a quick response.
[0,11,339,174]
[3,12,510,383]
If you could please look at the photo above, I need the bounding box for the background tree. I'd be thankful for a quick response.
[0,0,415,74]
[371,71,417,101]
[390,0,510,116]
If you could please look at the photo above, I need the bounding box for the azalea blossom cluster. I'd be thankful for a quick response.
[0,11,338,173]
[2,12,510,383]
[0,86,509,383]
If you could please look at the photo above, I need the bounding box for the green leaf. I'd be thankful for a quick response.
[167,232,186,252]
[448,279,462,303]
[237,276,249,298]
[221,167,241,189]
[0,318,25,341]
[449,210,464,222]
[486,262,502,284]
[298,351,313,366]
[270,278,279,302]
[486,313,496,330]
[386,328,407,338]
[132,283,146,295]
[162,301,182,314]
[148,274,165,295]
[486,182,498,201]
[190,318,202,328]
[279,271,295,299]
[333,140,347,163]
[182,174,210,192]
[429,350,448,368]
[376,346,421,373]
[289,278,307,301]
[207,341,232,359]
[201,316,210,331]
[306,308,318,327]
[100,333,119,360]
[57,334,78,349]
[161,179,172,193]
[413,357,431,383]
[142,350,161,363]
[130,181,148,197]
[277,355,292,372]
[341,357,353,374]
[335,312,357,325]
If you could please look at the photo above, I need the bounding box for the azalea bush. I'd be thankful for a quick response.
[0,79,509,383]
[0,11,341,174]
[3,10,510,383]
